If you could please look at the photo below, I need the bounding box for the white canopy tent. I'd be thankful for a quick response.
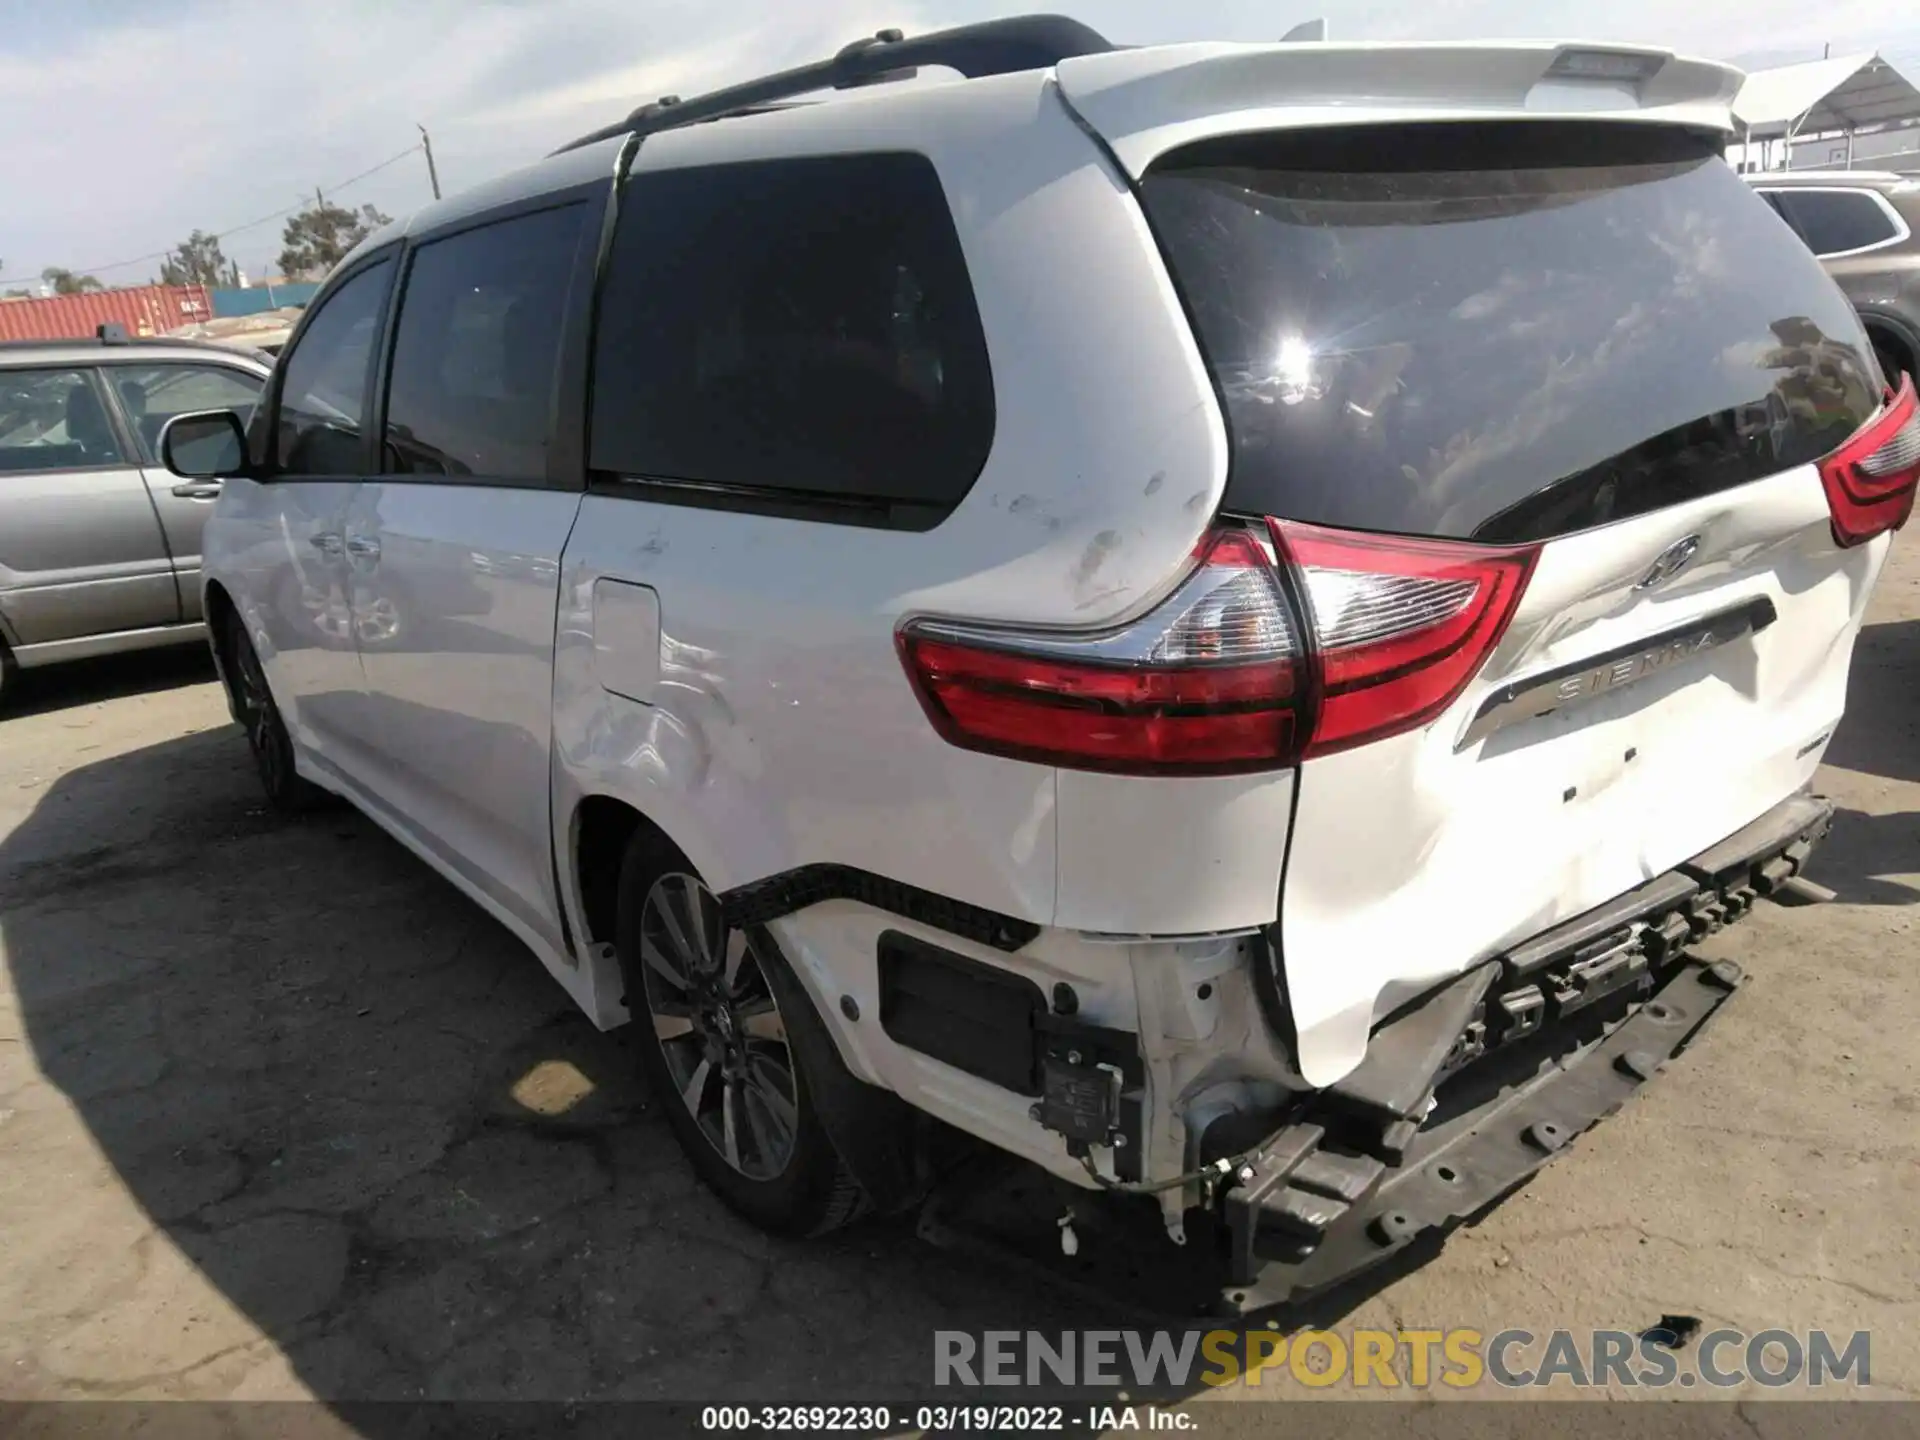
[1732,52,1920,169]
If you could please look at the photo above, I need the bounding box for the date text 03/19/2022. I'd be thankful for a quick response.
[699,1405,1195,1431]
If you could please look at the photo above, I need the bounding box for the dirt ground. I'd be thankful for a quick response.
[1,540,1916,1428]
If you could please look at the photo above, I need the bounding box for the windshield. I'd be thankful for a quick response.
[1140,122,1881,542]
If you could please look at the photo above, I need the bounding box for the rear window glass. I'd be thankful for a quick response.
[1140,123,1880,543]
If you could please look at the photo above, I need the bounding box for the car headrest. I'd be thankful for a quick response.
[64,382,114,453]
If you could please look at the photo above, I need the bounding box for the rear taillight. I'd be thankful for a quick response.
[898,520,1539,774]
[1819,374,1920,548]
[897,529,1304,775]
[1271,520,1538,758]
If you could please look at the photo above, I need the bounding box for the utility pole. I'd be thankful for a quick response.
[419,125,442,201]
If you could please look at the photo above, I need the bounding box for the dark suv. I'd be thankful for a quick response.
[1748,170,1920,385]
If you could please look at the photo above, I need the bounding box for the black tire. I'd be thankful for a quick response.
[1873,336,1910,392]
[221,614,326,814]
[615,833,866,1237]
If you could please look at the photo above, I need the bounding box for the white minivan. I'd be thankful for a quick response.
[160,18,1914,1311]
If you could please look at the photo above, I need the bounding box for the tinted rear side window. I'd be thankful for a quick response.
[0,369,124,473]
[1140,124,1880,543]
[590,153,994,523]
[1771,189,1902,257]
[384,204,585,482]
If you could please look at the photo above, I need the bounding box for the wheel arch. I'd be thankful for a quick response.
[574,787,929,1219]
[202,578,244,724]
[564,778,793,952]
[561,789,858,1064]
[1861,310,1919,386]
[569,792,674,955]
[565,792,747,985]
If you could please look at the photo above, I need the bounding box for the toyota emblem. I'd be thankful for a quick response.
[1637,534,1702,590]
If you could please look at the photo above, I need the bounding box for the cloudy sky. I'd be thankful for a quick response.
[2,0,1915,286]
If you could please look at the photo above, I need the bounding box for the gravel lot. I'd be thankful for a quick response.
[1,539,1915,1427]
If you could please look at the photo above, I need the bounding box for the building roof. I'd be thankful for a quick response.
[1734,53,1920,138]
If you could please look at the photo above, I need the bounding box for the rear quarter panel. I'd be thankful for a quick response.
[549,75,1296,1061]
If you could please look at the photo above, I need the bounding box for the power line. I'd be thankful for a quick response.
[9,143,423,282]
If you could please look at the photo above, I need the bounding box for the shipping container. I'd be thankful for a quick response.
[0,284,214,343]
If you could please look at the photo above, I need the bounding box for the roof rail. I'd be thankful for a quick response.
[1739,168,1910,186]
[550,14,1114,155]
[0,334,272,356]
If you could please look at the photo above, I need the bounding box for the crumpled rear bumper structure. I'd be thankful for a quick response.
[1218,955,1742,1311]
[922,791,1834,1317]
[1217,790,1833,1310]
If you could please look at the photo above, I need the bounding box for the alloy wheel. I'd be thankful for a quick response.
[638,872,798,1181]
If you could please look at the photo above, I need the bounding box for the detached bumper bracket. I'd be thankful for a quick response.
[1219,957,1742,1312]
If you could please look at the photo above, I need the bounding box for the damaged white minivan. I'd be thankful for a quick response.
[162,17,1915,1312]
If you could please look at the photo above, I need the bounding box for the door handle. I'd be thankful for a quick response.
[345,535,382,561]
[171,479,223,500]
[309,532,344,555]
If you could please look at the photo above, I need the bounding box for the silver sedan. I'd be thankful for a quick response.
[0,335,271,703]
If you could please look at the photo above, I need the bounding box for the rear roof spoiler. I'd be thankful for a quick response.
[1055,41,1745,178]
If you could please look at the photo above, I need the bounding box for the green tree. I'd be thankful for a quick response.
[276,198,392,281]
[157,229,230,287]
[41,267,103,295]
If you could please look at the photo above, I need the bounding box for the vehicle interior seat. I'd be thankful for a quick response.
[114,377,169,456]
[63,382,119,465]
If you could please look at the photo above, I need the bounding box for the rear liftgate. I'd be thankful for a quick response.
[917,793,1833,1318]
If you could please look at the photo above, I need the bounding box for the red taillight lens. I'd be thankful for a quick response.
[1819,374,1920,548]
[897,529,1303,775]
[900,522,1538,773]
[1271,520,1539,758]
